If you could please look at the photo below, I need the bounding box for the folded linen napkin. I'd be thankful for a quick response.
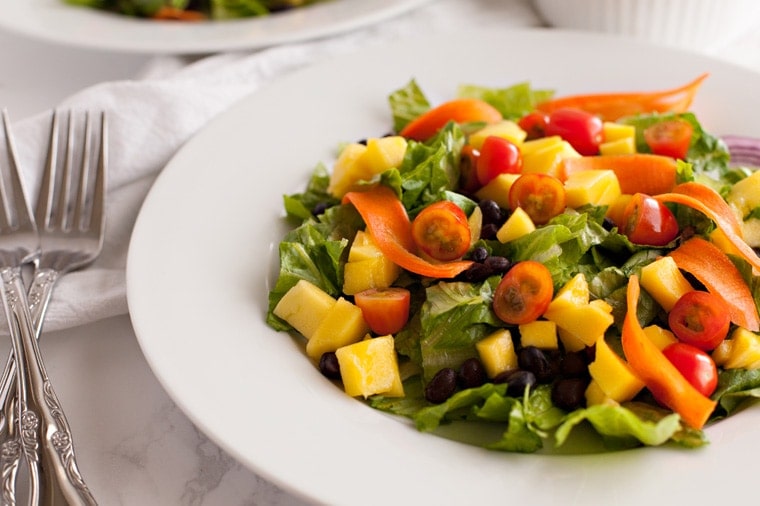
[0,0,542,334]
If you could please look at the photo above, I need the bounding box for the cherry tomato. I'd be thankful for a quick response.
[493,260,554,325]
[668,290,730,351]
[459,145,481,193]
[518,112,549,140]
[544,108,604,156]
[644,119,694,160]
[508,173,566,225]
[354,287,411,336]
[662,342,718,398]
[475,136,523,186]
[619,193,679,246]
[411,201,471,262]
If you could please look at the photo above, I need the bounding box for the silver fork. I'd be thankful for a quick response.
[0,109,40,505]
[0,110,105,505]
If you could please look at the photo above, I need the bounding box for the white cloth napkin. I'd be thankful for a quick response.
[1,0,542,334]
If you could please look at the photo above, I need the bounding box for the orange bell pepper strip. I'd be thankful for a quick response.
[668,237,760,331]
[342,186,473,278]
[655,182,760,272]
[560,154,677,194]
[536,73,708,122]
[622,275,717,429]
[399,98,503,142]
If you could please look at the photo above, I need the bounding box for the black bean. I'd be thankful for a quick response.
[319,352,341,380]
[551,377,589,411]
[484,255,510,274]
[470,246,489,263]
[493,369,537,397]
[560,350,589,378]
[478,199,504,225]
[425,368,459,404]
[518,346,554,383]
[457,263,493,283]
[458,358,487,389]
[602,217,616,231]
[479,223,500,240]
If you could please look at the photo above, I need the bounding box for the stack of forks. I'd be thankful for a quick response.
[0,109,107,505]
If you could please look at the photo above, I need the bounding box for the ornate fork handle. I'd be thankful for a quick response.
[0,267,96,506]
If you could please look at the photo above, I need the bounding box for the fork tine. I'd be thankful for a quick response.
[35,110,59,232]
[72,112,92,232]
[88,112,107,239]
[0,109,35,233]
[57,111,75,232]
[0,110,14,231]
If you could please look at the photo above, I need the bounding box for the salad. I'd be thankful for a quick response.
[63,0,328,21]
[266,74,760,453]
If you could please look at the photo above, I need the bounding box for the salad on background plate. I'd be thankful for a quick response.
[63,0,330,21]
[267,74,760,453]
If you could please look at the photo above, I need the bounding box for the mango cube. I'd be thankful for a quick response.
[496,207,536,243]
[475,329,519,378]
[602,122,636,142]
[522,140,581,178]
[343,230,401,295]
[721,327,760,370]
[520,136,563,156]
[642,325,678,351]
[546,273,590,313]
[468,120,527,150]
[343,258,402,295]
[475,173,520,210]
[273,279,337,340]
[518,320,558,349]
[564,169,622,208]
[327,137,407,198]
[585,379,619,407]
[558,328,588,353]
[588,336,645,402]
[336,335,404,398]
[306,297,369,360]
[360,136,407,176]
[348,230,382,262]
[726,170,760,218]
[639,256,694,311]
[328,143,368,198]
[543,301,614,347]
[599,137,635,156]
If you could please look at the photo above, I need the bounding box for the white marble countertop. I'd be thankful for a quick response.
[1,1,760,505]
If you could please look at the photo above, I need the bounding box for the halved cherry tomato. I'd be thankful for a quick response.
[518,111,549,140]
[411,201,471,262]
[644,119,694,159]
[354,287,411,335]
[544,108,603,156]
[619,193,679,246]
[493,260,554,325]
[662,342,718,398]
[475,136,523,186]
[668,291,730,351]
[399,98,503,142]
[508,173,566,225]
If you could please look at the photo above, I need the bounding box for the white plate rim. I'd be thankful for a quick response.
[126,27,760,505]
[0,0,432,54]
